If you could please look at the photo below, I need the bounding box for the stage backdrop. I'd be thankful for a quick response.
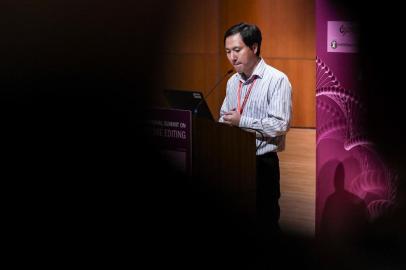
[315,0,398,242]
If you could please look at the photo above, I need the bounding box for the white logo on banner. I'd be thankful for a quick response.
[327,21,358,53]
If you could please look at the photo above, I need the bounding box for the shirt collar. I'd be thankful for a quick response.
[238,58,265,83]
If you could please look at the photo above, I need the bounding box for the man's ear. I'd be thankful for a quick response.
[252,43,258,54]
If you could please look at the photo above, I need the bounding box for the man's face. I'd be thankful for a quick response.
[225,33,258,78]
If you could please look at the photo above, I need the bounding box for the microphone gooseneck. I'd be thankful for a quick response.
[193,69,233,115]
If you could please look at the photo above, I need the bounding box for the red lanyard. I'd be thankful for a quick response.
[237,78,257,114]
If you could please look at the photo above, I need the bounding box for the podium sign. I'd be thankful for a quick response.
[148,108,192,175]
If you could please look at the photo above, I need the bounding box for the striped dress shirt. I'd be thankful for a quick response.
[219,58,292,155]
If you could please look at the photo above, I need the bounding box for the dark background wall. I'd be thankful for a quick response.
[1,1,173,266]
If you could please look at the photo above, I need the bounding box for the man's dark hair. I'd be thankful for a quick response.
[224,22,262,56]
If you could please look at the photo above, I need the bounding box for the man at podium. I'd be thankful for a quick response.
[219,22,292,243]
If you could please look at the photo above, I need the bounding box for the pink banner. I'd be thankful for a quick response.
[316,0,398,244]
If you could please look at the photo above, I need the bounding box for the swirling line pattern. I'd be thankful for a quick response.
[317,57,397,220]
[316,56,341,89]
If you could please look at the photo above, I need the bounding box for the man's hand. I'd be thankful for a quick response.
[223,109,241,126]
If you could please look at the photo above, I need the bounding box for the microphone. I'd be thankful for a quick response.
[193,69,233,115]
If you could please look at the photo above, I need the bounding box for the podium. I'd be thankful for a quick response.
[191,116,256,192]
[149,108,257,224]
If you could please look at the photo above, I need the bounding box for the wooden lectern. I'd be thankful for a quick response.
[192,116,257,228]
[192,116,256,190]
[149,108,257,228]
